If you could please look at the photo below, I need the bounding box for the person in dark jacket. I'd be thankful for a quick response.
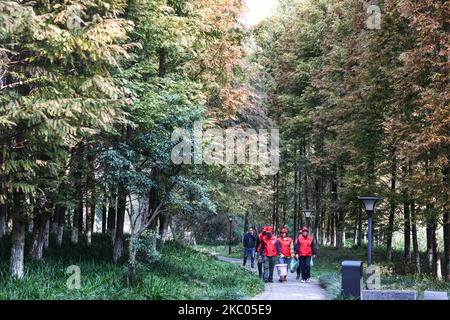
[259,226,281,283]
[243,227,257,268]
[294,227,317,282]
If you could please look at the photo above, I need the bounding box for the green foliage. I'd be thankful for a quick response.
[0,234,263,299]
[315,247,450,299]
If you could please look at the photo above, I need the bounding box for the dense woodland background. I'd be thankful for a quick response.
[0,0,448,289]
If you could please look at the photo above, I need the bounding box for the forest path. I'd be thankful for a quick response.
[217,256,329,300]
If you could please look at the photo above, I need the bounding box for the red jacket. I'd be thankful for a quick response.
[295,235,314,256]
[278,236,292,257]
[257,232,264,251]
[260,235,281,257]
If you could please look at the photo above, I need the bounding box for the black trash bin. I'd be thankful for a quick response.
[341,260,363,298]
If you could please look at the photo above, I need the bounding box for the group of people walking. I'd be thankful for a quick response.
[242,226,317,283]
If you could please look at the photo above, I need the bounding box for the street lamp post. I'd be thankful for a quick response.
[302,209,315,230]
[357,196,381,268]
[228,218,233,255]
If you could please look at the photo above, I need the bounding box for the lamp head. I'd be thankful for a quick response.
[357,196,381,213]
[302,209,314,219]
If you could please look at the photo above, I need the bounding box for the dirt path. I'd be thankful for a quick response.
[217,256,329,300]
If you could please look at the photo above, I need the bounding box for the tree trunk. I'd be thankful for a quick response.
[272,173,279,231]
[72,200,81,244]
[10,190,26,278]
[386,150,397,261]
[78,201,83,236]
[127,234,138,285]
[113,187,127,264]
[426,219,433,273]
[85,147,95,246]
[431,220,443,279]
[411,200,420,273]
[43,218,50,250]
[403,198,411,262]
[444,209,450,281]
[314,178,322,242]
[85,203,93,246]
[357,206,363,248]
[159,211,172,242]
[107,189,117,242]
[293,168,298,236]
[147,183,160,231]
[55,206,65,247]
[71,143,84,244]
[29,210,48,260]
[0,199,6,238]
[158,48,167,77]
[443,159,450,281]
[102,193,107,234]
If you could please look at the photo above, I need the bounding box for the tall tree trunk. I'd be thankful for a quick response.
[71,143,84,243]
[127,233,139,285]
[426,218,433,273]
[444,209,450,281]
[410,200,420,273]
[78,201,83,236]
[10,190,26,278]
[293,168,298,236]
[85,147,95,246]
[297,165,303,229]
[43,218,50,250]
[102,193,107,235]
[314,177,322,242]
[357,206,363,248]
[330,165,342,247]
[431,220,443,279]
[402,164,411,262]
[282,173,287,227]
[386,150,397,261]
[352,212,357,246]
[107,189,117,242]
[29,208,48,260]
[158,48,167,77]
[159,211,172,242]
[113,187,127,264]
[443,158,450,281]
[55,206,65,247]
[403,197,411,262]
[0,197,6,238]
[72,198,82,244]
[272,173,279,231]
[85,203,93,246]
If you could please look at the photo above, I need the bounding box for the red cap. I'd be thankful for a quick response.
[301,227,309,232]
[281,228,288,233]
[266,226,273,233]
[262,226,267,232]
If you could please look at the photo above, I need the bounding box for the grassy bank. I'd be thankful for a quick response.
[194,244,243,259]
[313,246,450,299]
[0,234,263,300]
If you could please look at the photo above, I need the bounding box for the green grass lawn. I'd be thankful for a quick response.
[313,246,450,299]
[194,244,244,259]
[0,234,263,300]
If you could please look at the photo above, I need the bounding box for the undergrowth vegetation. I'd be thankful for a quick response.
[0,234,263,300]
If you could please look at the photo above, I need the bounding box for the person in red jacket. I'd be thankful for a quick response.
[277,228,293,282]
[294,227,317,282]
[255,226,267,278]
[259,226,281,283]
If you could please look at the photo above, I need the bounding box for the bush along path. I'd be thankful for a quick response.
[217,256,328,300]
